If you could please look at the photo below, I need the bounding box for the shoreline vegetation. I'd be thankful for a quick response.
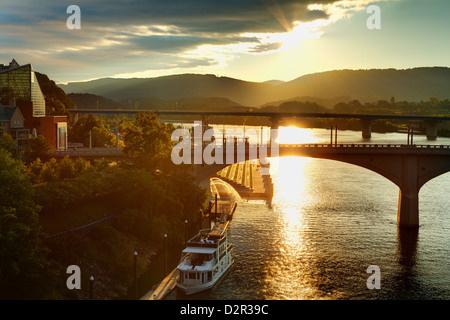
[0,113,208,300]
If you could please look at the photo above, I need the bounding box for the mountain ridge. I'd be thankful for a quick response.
[58,67,450,107]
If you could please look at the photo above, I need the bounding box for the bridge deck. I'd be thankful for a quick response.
[53,147,123,158]
[52,144,450,159]
[68,109,450,122]
[278,143,450,155]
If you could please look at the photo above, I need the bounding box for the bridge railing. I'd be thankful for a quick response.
[280,143,450,149]
[53,147,124,157]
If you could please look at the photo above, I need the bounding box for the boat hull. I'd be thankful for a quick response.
[176,252,233,296]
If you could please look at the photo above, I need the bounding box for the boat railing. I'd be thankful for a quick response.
[187,228,227,248]
[187,229,212,241]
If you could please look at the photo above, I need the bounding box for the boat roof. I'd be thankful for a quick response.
[208,221,229,237]
[182,247,217,254]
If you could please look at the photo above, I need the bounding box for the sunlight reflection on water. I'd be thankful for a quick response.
[166,127,450,300]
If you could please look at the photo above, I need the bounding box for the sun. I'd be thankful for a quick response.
[277,126,318,144]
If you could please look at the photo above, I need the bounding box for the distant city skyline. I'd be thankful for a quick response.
[0,0,449,84]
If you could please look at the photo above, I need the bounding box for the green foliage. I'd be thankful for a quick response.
[45,98,67,116]
[69,114,115,147]
[57,156,76,180]
[35,72,76,119]
[0,149,60,299]
[24,135,54,163]
[333,98,450,116]
[67,93,126,109]
[0,133,17,156]
[73,157,91,174]
[39,158,58,182]
[0,110,207,299]
[122,112,174,171]
[328,98,450,133]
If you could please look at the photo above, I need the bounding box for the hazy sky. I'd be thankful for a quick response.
[0,0,448,83]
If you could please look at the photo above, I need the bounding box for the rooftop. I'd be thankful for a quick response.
[0,105,19,121]
[0,59,23,73]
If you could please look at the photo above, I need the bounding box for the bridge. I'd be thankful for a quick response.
[68,109,450,140]
[190,142,450,229]
[65,109,450,228]
[53,147,123,160]
[53,138,450,229]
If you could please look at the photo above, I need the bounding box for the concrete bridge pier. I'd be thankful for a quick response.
[271,117,280,141]
[425,120,438,140]
[361,119,372,139]
[271,117,279,130]
[397,155,419,228]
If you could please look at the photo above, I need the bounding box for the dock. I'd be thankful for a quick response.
[140,267,179,300]
[141,182,237,300]
[215,160,273,200]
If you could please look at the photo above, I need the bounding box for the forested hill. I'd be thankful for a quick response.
[59,67,450,107]
[36,72,76,115]
[67,93,125,110]
[68,93,244,111]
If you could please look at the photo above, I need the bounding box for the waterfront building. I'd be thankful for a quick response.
[0,59,67,149]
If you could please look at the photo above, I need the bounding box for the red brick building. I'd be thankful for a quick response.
[0,59,68,149]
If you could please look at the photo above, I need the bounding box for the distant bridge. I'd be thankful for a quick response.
[68,108,450,140]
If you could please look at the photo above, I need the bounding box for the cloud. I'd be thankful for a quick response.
[0,0,384,82]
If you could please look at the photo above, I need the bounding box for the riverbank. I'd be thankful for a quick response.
[44,222,157,300]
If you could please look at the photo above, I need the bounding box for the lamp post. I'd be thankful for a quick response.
[164,234,168,276]
[89,276,94,300]
[184,219,188,246]
[335,125,338,146]
[134,251,138,299]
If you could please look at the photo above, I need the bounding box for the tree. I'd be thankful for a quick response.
[45,97,67,116]
[27,158,44,184]
[24,135,54,163]
[122,112,174,171]
[39,158,58,183]
[35,72,76,119]
[0,133,17,155]
[0,149,59,299]
[57,156,76,180]
[69,114,115,147]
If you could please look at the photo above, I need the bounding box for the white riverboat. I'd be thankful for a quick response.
[176,221,233,295]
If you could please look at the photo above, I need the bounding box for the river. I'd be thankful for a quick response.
[166,127,450,300]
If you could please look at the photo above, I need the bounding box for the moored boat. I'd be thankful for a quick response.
[176,221,233,295]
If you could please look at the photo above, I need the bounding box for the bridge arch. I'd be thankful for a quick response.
[193,144,450,228]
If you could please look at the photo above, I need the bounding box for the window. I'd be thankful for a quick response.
[59,126,67,149]
[0,64,45,117]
